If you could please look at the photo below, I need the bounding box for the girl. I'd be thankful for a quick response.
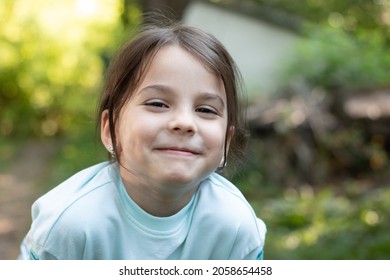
[19,20,266,260]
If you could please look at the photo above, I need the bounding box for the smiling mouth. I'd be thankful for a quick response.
[155,147,201,156]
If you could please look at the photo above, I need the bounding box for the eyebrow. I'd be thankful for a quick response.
[139,84,226,109]
[200,93,226,110]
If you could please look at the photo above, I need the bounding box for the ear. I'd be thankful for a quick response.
[225,126,235,153]
[219,126,235,168]
[100,109,112,150]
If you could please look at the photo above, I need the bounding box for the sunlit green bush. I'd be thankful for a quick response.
[0,0,140,137]
[250,183,390,259]
[283,26,390,90]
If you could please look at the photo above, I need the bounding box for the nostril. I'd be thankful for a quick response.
[168,116,197,134]
[172,126,195,133]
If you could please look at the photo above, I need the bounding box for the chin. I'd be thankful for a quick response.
[163,169,213,188]
[163,174,196,187]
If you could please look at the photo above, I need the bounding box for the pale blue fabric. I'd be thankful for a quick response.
[19,162,266,260]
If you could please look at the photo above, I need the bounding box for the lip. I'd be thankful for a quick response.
[155,147,201,156]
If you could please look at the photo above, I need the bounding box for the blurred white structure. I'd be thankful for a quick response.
[184,0,301,97]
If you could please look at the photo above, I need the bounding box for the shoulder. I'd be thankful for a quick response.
[31,162,115,219]
[197,172,265,233]
[26,162,120,258]
[199,172,254,216]
[193,173,266,259]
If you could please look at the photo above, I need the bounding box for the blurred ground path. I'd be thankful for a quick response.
[0,140,57,259]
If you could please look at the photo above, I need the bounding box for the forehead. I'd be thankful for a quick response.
[138,45,226,96]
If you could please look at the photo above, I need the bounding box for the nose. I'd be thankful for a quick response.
[168,108,197,135]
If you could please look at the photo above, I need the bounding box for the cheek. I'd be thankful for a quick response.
[117,115,159,151]
[203,124,227,155]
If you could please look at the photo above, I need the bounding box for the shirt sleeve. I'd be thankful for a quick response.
[18,239,29,260]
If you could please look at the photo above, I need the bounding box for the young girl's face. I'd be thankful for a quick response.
[104,45,230,190]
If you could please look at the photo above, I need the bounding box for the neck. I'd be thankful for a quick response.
[120,171,198,217]
[135,189,195,217]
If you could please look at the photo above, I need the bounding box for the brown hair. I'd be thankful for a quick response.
[97,19,247,168]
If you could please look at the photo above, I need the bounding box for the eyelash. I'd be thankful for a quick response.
[145,101,168,108]
[196,107,218,115]
[144,101,219,115]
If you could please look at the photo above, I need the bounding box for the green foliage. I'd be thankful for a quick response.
[250,0,389,41]
[0,0,141,137]
[42,126,106,192]
[0,137,24,172]
[249,183,390,259]
[283,26,390,90]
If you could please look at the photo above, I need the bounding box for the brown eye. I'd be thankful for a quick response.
[145,101,168,108]
[196,107,218,115]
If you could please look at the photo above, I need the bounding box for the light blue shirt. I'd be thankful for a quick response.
[20,162,266,260]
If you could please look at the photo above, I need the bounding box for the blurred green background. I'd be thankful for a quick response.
[1,0,390,259]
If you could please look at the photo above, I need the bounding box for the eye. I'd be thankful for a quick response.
[144,101,169,108]
[196,106,218,115]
